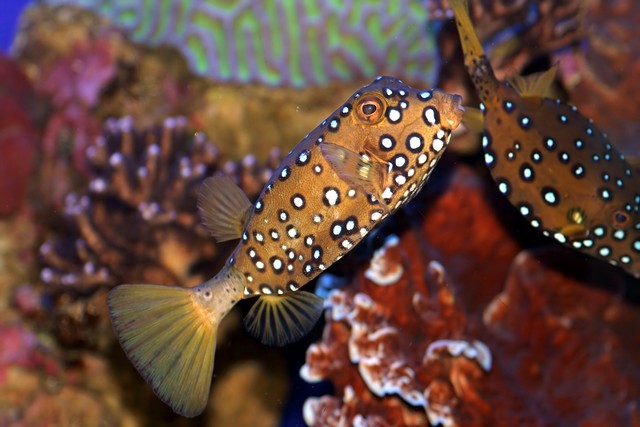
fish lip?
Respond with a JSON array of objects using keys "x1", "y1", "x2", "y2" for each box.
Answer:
[{"x1": 447, "y1": 94, "x2": 465, "y2": 129}]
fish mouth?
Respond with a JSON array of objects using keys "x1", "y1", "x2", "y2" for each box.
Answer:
[{"x1": 445, "y1": 94, "x2": 465, "y2": 130}]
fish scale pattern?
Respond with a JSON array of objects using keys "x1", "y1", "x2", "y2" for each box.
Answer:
[{"x1": 44, "y1": 0, "x2": 437, "y2": 87}]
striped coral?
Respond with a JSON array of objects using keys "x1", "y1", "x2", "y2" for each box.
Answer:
[{"x1": 43, "y1": 0, "x2": 438, "y2": 87}]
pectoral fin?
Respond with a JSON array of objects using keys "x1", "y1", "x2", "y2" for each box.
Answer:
[
  {"x1": 462, "y1": 107, "x2": 484, "y2": 134},
  {"x1": 198, "y1": 176, "x2": 252, "y2": 242},
  {"x1": 319, "y1": 142, "x2": 391, "y2": 208},
  {"x1": 243, "y1": 291, "x2": 324, "y2": 346}
]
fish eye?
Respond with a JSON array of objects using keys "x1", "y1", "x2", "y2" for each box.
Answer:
[
  {"x1": 355, "y1": 95, "x2": 386, "y2": 124},
  {"x1": 611, "y1": 210, "x2": 630, "y2": 228},
  {"x1": 362, "y1": 103, "x2": 377, "y2": 115}
]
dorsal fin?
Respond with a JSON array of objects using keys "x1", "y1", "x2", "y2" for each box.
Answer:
[
  {"x1": 319, "y1": 142, "x2": 390, "y2": 209},
  {"x1": 243, "y1": 291, "x2": 324, "y2": 346},
  {"x1": 462, "y1": 106, "x2": 484, "y2": 134},
  {"x1": 508, "y1": 64, "x2": 559, "y2": 99},
  {"x1": 197, "y1": 176, "x2": 252, "y2": 242}
]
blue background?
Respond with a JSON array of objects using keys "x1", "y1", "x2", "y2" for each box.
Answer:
[{"x1": 1, "y1": 1, "x2": 30, "y2": 53}]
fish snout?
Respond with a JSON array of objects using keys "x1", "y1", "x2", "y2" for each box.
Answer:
[{"x1": 444, "y1": 93, "x2": 465, "y2": 130}]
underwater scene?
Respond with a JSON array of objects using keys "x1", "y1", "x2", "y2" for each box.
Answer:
[{"x1": 1, "y1": 0, "x2": 639, "y2": 426}]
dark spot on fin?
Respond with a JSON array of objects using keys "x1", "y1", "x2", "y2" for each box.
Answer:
[
  {"x1": 319, "y1": 142, "x2": 390, "y2": 209},
  {"x1": 198, "y1": 176, "x2": 252, "y2": 242},
  {"x1": 508, "y1": 64, "x2": 558, "y2": 99},
  {"x1": 462, "y1": 106, "x2": 484, "y2": 134},
  {"x1": 243, "y1": 290, "x2": 324, "y2": 346}
]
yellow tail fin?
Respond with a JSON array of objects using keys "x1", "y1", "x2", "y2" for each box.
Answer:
[{"x1": 108, "y1": 282, "x2": 224, "y2": 417}]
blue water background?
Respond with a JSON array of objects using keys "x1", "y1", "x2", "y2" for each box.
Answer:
[{"x1": 0, "y1": 1, "x2": 30, "y2": 53}]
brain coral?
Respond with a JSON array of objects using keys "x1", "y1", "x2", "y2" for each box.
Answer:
[{"x1": 42, "y1": 0, "x2": 437, "y2": 87}]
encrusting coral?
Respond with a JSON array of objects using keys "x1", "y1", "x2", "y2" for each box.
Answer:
[{"x1": 301, "y1": 165, "x2": 640, "y2": 427}]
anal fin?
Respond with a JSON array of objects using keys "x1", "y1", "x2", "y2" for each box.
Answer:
[
  {"x1": 198, "y1": 176, "x2": 252, "y2": 242},
  {"x1": 244, "y1": 290, "x2": 324, "y2": 346}
]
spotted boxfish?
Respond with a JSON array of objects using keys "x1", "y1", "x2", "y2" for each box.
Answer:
[
  {"x1": 107, "y1": 76, "x2": 464, "y2": 416},
  {"x1": 449, "y1": 0, "x2": 640, "y2": 278}
]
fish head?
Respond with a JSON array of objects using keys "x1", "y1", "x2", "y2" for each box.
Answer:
[
  {"x1": 314, "y1": 76, "x2": 464, "y2": 210},
  {"x1": 327, "y1": 76, "x2": 464, "y2": 159}
]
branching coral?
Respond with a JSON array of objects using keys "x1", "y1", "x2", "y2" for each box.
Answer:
[
  {"x1": 37, "y1": 116, "x2": 282, "y2": 346},
  {"x1": 302, "y1": 250, "x2": 491, "y2": 427}
]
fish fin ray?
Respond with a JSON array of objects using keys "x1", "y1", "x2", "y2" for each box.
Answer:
[
  {"x1": 319, "y1": 142, "x2": 388, "y2": 206},
  {"x1": 462, "y1": 107, "x2": 484, "y2": 134},
  {"x1": 509, "y1": 64, "x2": 559, "y2": 99},
  {"x1": 243, "y1": 291, "x2": 324, "y2": 346},
  {"x1": 198, "y1": 176, "x2": 252, "y2": 242},
  {"x1": 108, "y1": 284, "x2": 217, "y2": 417}
]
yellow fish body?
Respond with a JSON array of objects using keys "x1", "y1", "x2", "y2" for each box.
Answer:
[
  {"x1": 107, "y1": 76, "x2": 464, "y2": 416},
  {"x1": 450, "y1": 0, "x2": 640, "y2": 277}
]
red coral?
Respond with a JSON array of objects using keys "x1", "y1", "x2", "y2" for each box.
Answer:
[
  {"x1": 302, "y1": 165, "x2": 640, "y2": 426},
  {"x1": 554, "y1": 0, "x2": 640, "y2": 155},
  {"x1": 0, "y1": 97, "x2": 37, "y2": 216}
]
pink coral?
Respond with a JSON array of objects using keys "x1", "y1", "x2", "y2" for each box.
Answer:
[
  {"x1": 0, "y1": 324, "x2": 59, "y2": 382},
  {"x1": 34, "y1": 39, "x2": 117, "y2": 207}
]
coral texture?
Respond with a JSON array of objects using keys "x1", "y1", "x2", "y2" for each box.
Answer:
[
  {"x1": 37, "y1": 116, "x2": 281, "y2": 346},
  {"x1": 0, "y1": 55, "x2": 38, "y2": 216},
  {"x1": 429, "y1": 0, "x2": 583, "y2": 76},
  {"x1": 554, "y1": 0, "x2": 640, "y2": 156},
  {"x1": 42, "y1": 0, "x2": 437, "y2": 87},
  {"x1": 302, "y1": 166, "x2": 640, "y2": 426}
]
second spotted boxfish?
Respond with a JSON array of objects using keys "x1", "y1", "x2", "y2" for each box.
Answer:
[
  {"x1": 449, "y1": 0, "x2": 640, "y2": 278},
  {"x1": 107, "y1": 76, "x2": 464, "y2": 417}
]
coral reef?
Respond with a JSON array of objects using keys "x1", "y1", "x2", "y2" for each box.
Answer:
[
  {"x1": 430, "y1": 0, "x2": 584, "y2": 155},
  {"x1": 42, "y1": 0, "x2": 437, "y2": 87},
  {"x1": 13, "y1": 5, "x2": 371, "y2": 164},
  {"x1": 429, "y1": 0, "x2": 583, "y2": 77},
  {"x1": 37, "y1": 116, "x2": 282, "y2": 347},
  {"x1": 0, "y1": 55, "x2": 39, "y2": 216},
  {"x1": 3, "y1": 1, "x2": 639, "y2": 425},
  {"x1": 302, "y1": 166, "x2": 640, "y2": 426},
  {"x1": 554, "y1": 0, "x2": 640, "y2": 156}
]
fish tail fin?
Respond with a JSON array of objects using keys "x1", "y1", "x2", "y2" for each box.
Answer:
[{"x1": 107, "y1": 268, "x2": 244, "y2": 417}]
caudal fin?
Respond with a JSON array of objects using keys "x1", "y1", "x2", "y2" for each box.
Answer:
[{"x1": 107, "y1": 284, "x2": 217, "y2": 417}]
